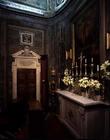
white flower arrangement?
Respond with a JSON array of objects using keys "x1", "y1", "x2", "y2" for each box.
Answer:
[
  {"x1": 100, "y1": 60, "x2": 110, "y2": 79},
  {"x1": 62, "y1": 68, "x2": 74, "y2": 87},
  {"x1": 78, "y1": 77, "x2": 89, "y2": 89},
  {"x1": 78, "y1": 77, "x2": 101, "y2": 91},
  {"x1": 89, "y1": 79, "x2": 102, "y2": 91}
]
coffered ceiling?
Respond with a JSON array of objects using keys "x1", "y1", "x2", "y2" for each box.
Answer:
[{"x1": 0, "y1": 0, "x2": 70, "y2": 17}]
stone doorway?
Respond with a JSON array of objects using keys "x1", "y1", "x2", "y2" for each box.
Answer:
[{"x1": 12, "y1": 48, "x2": 41, "y2": 102}]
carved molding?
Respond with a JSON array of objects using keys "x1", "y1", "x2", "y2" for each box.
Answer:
[{"x1": 12, "y1": 49, "x2": 41, "y2": 102}]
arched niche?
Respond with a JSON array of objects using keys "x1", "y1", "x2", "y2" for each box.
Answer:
[{"x1": 12, "y1": 48, "x2": 41, "y2": 102}]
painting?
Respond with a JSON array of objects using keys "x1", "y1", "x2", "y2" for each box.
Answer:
[
  {"x1": 20, "y1": 32, "x2": 34, "y2": 46},
  {"x1": 74, "y1": 1, "x2": 99, "y2": 63}
]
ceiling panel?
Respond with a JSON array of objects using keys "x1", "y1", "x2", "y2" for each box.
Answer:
[{"x1": 0, "y1": 0, "x2": 69, "y2": 17}]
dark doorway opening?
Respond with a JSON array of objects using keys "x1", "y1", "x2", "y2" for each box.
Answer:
[{"x1": 17, "y1": 69, "x2": 36, "y2": 101}]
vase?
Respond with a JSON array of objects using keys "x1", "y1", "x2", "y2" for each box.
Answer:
[
  {"x1": 88, "y1": 88, "x2": 95, "y2": 100},
  {"x1": 94, "y1": 90, "x2": 101, "y2": 101},
  {"x1": 66, "y1": 85, "x2": 72, "y2": 92},
  {"x1": 80, "y1": 88, "x2": 84, "y2": 96},
  {"x1": 85, "y1": 91, "x2": 89, "y2": 98},
  {"x1": 81, "y1": 88, "x2": 88, "y2": 97}
]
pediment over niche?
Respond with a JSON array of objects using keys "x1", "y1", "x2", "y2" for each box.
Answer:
[{"x1": 12, "y1": 47, "x2": 40, "y2": 59}]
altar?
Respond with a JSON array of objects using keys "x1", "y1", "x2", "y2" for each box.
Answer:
[{"x1": 56, "y1": 89, "x2": 110, "y2": 139}]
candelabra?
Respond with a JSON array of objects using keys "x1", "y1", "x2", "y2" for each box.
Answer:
[{"x1": 71, "y1": 57, "x2": 97, "y2": 80}]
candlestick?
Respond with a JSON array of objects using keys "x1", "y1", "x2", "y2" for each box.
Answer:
[
  {"x1": 79, "y1": 58, "x2": 82, "y2": 77},
  {"x1": 78, "y1": 52, "x2": 85, "y2": 77},
  {"x1": 84, "y1": 58, "x2": 87, "y2": 76},
  {"x1": 90, "y1": 63, "x2": 94, "y2": 77},
  {"x1": 72, "y1": 63, "x2": 74, "y2": 78},
  {"x1": 75, "y1": 62, "x2": 78, "y2": 76},
  {"x1": 84, "y1": 63, "x2": 87, "y2": 76}
]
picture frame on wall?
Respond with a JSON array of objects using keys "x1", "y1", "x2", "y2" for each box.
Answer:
[{"x1": 20, "y1": 32, "x2": 34, "y2": 46}]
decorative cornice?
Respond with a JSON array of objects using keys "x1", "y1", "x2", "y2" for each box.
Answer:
[{"x1": 12, "y1": 49, "x2": 41, "y2": 59}]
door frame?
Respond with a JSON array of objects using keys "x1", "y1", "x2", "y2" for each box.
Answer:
[{"x1": 12, "y1": 49, "x2": 41, "y2": 102}]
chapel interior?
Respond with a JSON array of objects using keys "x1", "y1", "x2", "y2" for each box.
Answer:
[{"x1": 0, "y1": 0, "x2": 110, "y2": 140}]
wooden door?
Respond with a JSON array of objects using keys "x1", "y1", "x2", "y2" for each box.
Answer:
[
  {"x1": 17, "y1": 69, "x2": 36, "y2": 101},
  {"x1": 40, "y1": 55, "x2": 48, "y2": 110}
]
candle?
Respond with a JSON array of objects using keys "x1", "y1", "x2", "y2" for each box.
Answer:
[
  {"x1": 97, "y1": 65, "x2": 99, "y2": 72},
  {"x1": 91, "y1": 57, "x2": 93, "y2": 63},
  {"x1": 85, "y1": 58, "x2": 87, "y2": 63}
]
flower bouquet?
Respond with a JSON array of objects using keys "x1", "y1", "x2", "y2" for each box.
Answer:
[
  {"x1": 78, "y1": 77, "x2": 90, "y2": 97},
  {"x1": 89, "y1": 79, "x2": 102, "y2": 91},
  {"x1": 78, "y1": 77, "x2": 102, "y2": 98},
  {"x1": 62, "y1": 68, "x2": 74, "y2": 91},
  {"x1": 100, "y1": 60, "x2": 110, "y2": 101},
  {"x1": 100, "y1": 60, "x2": 110, "y2": 80}
]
